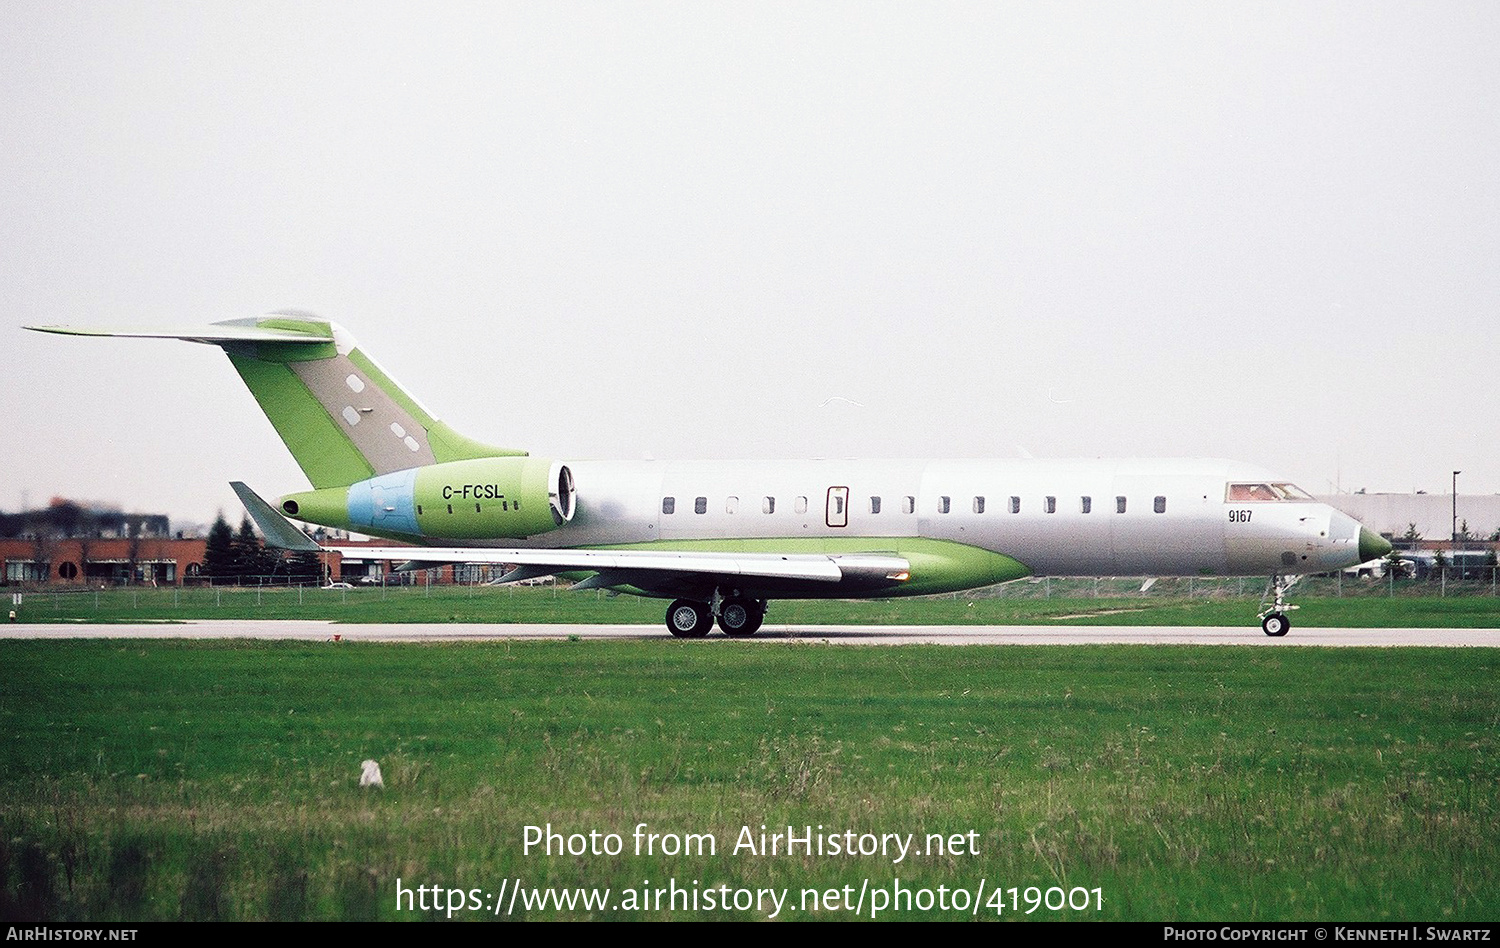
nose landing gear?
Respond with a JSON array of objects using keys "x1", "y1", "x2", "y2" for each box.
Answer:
[{"x1": 1258, "y1": 574, "x2": 1299, "y2": 636}]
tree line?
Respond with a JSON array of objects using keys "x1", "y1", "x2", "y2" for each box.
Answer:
[{"x1": 201, "y1": 513, "x2": 324, "y2": 585}]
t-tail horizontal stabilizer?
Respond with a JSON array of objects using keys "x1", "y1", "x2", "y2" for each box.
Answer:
[
  {"x1": 230, "y1": 481, "x2": 322, "y2": 552},
  {"x1": 25, "y1": 323, "x2": 334, "y2": 345}
]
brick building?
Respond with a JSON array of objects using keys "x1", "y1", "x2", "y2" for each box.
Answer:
[{"x1": 0, "y1": 536, "x2": 208, "y2": 585}]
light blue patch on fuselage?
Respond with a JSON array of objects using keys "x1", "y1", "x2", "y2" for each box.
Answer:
[{"x1": 346, "y1": 468, "x2": 420, "y2": 535}]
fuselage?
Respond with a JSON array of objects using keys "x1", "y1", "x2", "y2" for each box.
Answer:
[{"x1": 288, "y1": 455, "x2": 1380, "y2": 596}]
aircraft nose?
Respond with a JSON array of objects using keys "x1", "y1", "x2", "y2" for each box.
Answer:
[{"x1": 1359, "y1": 526, "x2": 1392, "y2": 562}]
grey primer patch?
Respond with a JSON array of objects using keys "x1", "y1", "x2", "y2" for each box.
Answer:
[{"x1": 291, "y1": 353, "x2": 439, "y2": 473}]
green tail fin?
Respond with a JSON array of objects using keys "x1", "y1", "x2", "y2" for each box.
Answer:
[{"x1": 28, "y1": 311, "x2": 523, "y2": 488}]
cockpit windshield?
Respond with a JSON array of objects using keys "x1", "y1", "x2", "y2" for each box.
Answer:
[{"x1": 1225, "y1": 482, "x2": 1315, "y2": 503}]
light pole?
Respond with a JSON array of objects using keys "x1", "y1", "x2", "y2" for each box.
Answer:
[{"x1": 1453, "y1": 470, "x2": 1462, "y2": 547}]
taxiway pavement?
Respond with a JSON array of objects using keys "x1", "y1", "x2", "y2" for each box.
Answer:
[{"x1": 7, "y1": 620, "x2": 1498, "y2": 646}]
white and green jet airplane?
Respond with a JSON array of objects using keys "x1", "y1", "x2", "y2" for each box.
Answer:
[{"x1": 29, "y1": 312, "x2": 1392, "y2": 638}]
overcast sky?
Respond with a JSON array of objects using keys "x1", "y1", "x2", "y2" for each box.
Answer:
[{"x1": 4, "y1": 1, "x2": 1498, "y2": 527}]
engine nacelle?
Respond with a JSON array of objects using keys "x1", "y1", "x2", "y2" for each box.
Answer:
[{"x1": 280, "y1": 457, "x2": 577, "y2": 540}]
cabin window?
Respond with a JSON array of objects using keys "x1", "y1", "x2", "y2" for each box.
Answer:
[
  {"x1": 763, "y1": 496, "x2": 775, "y2": 514},
  {"x1": 869, "y1": 496, "x2": 881, "y2": 514},
  {"x1": 1155, "y1": 495, "x2": 1167, "y2": 514},
  {"x1": 1009, "y1": 496, "x2": 1020, "y2": 514},
  {"x1": 1116, "y1": 496, "x2": 1127, "y2": 514},
  {"x1": 795, "y1": 496, "x2": 808, "y2": 514},
  {"x1": 973, "y1": 496, "x2": 985, "y2": 514},
  {"x1": 1080, "y1": 496, "x2": 1091, "y2": 514},
  {"x1": 694, "y1": 496, "x2": 707, "y2": 514},
  {"x1": 726, "y1": 496, "x2": 738, "y2": 514},
  {"x1": 903, "y1": 495, "x2": 915, "y2": 514},
  {"x1": 662, "y1": 497, "x2": 675, "y2": 515},
  {"x1": 938, "y1": 496, "x2": 951, "y2": 514},
  {"x1": 1045, "y1": 496, "x2": 1056, "y2": 514}
]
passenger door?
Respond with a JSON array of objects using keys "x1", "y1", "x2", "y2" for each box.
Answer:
[{"x1": 826, "y1": 486, "x2": 849, "y2": 528}]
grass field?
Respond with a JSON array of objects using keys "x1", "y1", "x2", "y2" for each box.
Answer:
[
  {"x1": 2, "y1": 639, "x2": 1497, "y2": 921},
  {"x1": 9, "y1": 576, "x2": 1500, "y2": 627}
]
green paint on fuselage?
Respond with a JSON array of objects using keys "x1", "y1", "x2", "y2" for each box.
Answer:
[{"x1": 582, "y1": 536, "x2": 1030, "y2": 598}]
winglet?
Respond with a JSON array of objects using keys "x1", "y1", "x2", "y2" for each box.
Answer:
[{"x1": 230, "y1": 481, "x2": 323, "y2": 551}]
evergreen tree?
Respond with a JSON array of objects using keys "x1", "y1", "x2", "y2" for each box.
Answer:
[
  {"x1": 289, "y1": 547, "x2": 323, "y2": 585},
  {"x1": 232, "y1": 516, "x2": 268, "y2": 584},
  {"x1": 1383, "y1": 547, "x2": 1406, "y2": 581},
  {"x1": 203, "y1": 513, "x2": 235, "y2": 583},
  {"x1": 260, "y1": 546, "x2": 322, "y2": 586}
]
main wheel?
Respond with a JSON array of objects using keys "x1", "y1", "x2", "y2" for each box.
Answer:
[
  {"x1": 719, "y1": 597, "x2": 764, "y2": 637},
  {"x1": 666, "y1": 599, "x2": 712, "y2": 638},
  {"x1": 1261, "y1": 612, "x2": 1290, "y2": 637}
]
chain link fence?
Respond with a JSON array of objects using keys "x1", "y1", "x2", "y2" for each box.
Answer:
[{"x1": 5, "y1": 569, "x2": 1495, "y2": 618}]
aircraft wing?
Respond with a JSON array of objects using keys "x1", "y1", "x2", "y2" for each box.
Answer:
[
  {"x1": 352, "y1": 545, "x2": 849, "y2": 580},
  {"x1": 342, "y1": 546, "x2": 910, "y2": 596},
  {"x1": 230, "y1": 482, "x2": 322, "y2": 551}
]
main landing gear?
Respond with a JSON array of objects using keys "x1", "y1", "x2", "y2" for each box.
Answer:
[
  {"x1": 1257, "y1": 574, "x2": 1299, "y2": 637},
  {"x1": 665, "y1": 595, "x2": 766, "y2": 638}
]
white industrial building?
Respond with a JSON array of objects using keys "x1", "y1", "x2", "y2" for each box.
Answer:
[{"x1": 1316, "y1": 493, "x2": 1500, "y2": 542}]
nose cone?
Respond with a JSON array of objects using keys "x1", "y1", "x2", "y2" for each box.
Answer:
[{"x1": 1359, "y1": 526, "x2": 1392, "y2": 562}]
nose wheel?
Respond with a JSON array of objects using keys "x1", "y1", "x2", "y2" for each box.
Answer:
[{"x1": 1257, "y1": 574, "x2": 1299, "y2": 637}]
